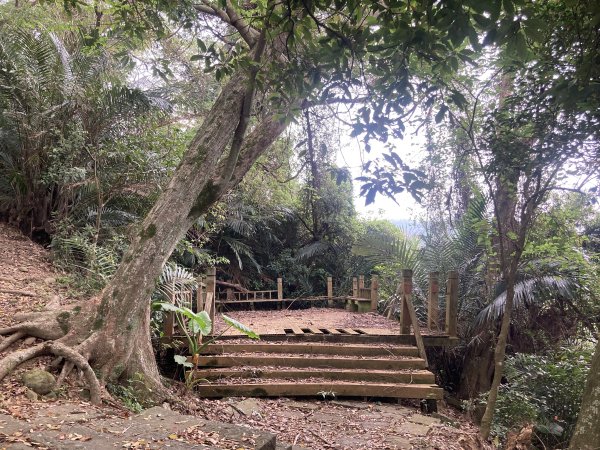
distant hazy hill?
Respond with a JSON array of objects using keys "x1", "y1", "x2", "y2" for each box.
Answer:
[{"x1": 390, "y1": 218, "x2": 424, "y2": 235}]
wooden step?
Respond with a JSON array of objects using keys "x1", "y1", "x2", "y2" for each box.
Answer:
[
  {"x1": 210, "y1": 333, "x2": 458, "y2": 347},
  {"x1": 201, "y1": 343, "x2": 420, "y2": 357},
  {"x1": 198, "y1": 355, "x2": 427, "y2": 370},
  {"x1": 194, "y1": 382, "x2": 443, "y2": 399},
  {"x1": 191, "y1": 368, "x2": 435, "y2": 384}
]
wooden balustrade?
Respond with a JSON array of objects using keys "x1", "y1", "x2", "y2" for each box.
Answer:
[{"x1": 162, "y1": 267, "x2": 459, "y2": 342}]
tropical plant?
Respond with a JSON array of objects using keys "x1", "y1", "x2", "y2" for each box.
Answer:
[
  {"x1": 473, "y1": 346, "x2": 594, "y2": 447},
  {"x1": 154, "y1": 300, "x2": 258, "y2": 389},
  {"x1": 0, "y1": 21, "x2": 173, "y2": 236}
]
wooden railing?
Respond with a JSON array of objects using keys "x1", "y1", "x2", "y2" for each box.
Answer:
[
  {"x1": 399, "y1": 269, "x2": 459, "y2": 339},
  {"x1": 347, "y1": 274, "x2": 379, "y2": 312},
  {"x1": 217, "y1": 289, "x2": 279, "y2": 302}
]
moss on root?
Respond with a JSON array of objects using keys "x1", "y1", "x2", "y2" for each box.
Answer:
[
  {"x1": 138, "y1": 223, "x2": 156, "y2": 241},
  {"x1": 56, "y1": 312, "x2": 71, "y2": 334}
]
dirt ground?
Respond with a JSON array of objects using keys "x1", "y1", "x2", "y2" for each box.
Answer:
[
  {"x1": 0, "y1": 222, "x2": 490, "y2": 449},
  {"x1": 213, "y1": 309, "x2": 401, "y2": 335}
]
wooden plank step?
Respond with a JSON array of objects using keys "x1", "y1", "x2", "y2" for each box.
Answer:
[
  {"x1": 191, "y1": 368, "x2": 435, "y2": 384},
  {"x1": 218, "y1": 333, "x2": 459, "y2": 347},
  {"x1": 338, "y1": 328, "x2": 359, "y2": 335},
  {"x1": 201, "y1": 343, "x2": 420, "y2": 357},
  {"x1": 198, "y1": 355, "x2": 427, "y2": 370},
  {"x1": 194, "y1": 382, "x2": 443, "y2": 399},
  {"x1": 289, "y1": 326, "x2": 304, "y2": 335}
]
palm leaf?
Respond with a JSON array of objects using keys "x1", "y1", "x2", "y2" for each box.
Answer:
[
  {"x1": 295, "y1": 240, "x2": 330, "y2": 261},
  {"x1": 475, "y1": 275, "x2": 576, "y2": 327}
]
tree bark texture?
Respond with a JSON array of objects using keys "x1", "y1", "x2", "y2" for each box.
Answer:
[{"x1": 569, "y1": 338, "x2": 600, "y2": 450}]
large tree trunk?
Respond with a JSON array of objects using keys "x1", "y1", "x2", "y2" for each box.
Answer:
[
  {"x1": 0, "y1": 62, "x2": 290, "y2": 403},
  {"x1": 569, "y1": 338, "x2": 600, "y2": 449},
  {"x1": 458, "y1": 331, "x2": 495, "y2": 400}
]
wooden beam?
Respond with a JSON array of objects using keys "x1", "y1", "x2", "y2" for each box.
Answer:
[
  {"x1": 216, "y1": 280, "x2": 249, "y2": 293},
  {"x1": 206, "y1": 267, "x2": 216, "y2": 334},
  {"x1": 399, "y1": 270, "x2": 412, "y2": 335},
  {"x1": 445, "y1": 270, "x2": 458, "y2": 338},
  {"x1": 192, "y1": 368, "x2": 435, "y2": 384},
  {"x1": 289, "y1": 326, "x2": 304, "y2": 335},
  {"x1": 193, "y1": 382, "x2": 443, "y2": 399},
  {"x1": 370, "y1": 275, "x2": 379, "y2": 312},
  {"x1": 199, "y1": 355, "x2": 427, "y2": 371},
  {"x1": 427, "y1": 272, "x2": 440, "y2": 331},
  {"x1": 401, "y1": 269, "x2": 428, "y2": 367},
  {"x1": 200, "y1": 343, "x2": 420, "y2": 357}
]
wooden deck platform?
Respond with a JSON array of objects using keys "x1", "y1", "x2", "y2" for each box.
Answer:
[{"x1": 164, "y1": 269, "x2": 458, "y2": 402}]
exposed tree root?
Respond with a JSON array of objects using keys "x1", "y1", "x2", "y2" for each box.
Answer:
[
  {"x1": 0, "y1": 343, "x2": 48, "y2": 381},
  {"x1": 43, "y1": 342, "x2": 102, "y2": 405},
  {"x1": 0, "y1": 302, "x2": 171, "y2": 408},
  {"x1": 0, "y1": 288, "x2": 35, "y2": 297},
  {"x1": 55, "y1": 360, "x2": 74, "y2": 387},
  {"x1": 0, "y1": 331, "x2": 24, "y2": 353}
]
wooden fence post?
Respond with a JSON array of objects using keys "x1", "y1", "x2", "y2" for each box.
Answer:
[
  {"x1": 196, "y1": 275, "x2": 204, "y2": 313},
  {"x1": 348, "y1": 277, "x2": 358, "y2": 311},
  {"x1": 370, "y1": 275, "x2": 378, "y2": 312},
  {"x1": 327, "y1": 276, "x2": 333, "y2": 307},
  {"x1": 206, "y1": 267, "x2": 216, "y2": 334},
  {"x1": 427, "y1": 272, "x2": 440, "y2": 331},
  {"x1": 445, "y1": 270, "x2": 458, "y2": 338},
  {"x1": 400, "y1": 269, "x2": 412, "y2": 335},
  {"x1": 277, "y1": 277, "x2": 283, "y2": 310}
]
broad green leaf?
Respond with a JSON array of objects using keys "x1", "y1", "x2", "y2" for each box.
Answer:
[
  {"x1": 222, "y1": 314, "x2": 259, "y2": 339},
  {"x1": 156, "y1": 302, "x2": 180, "y2": 312},
  {"x1": 174, "y1": 355, "x2": 193, "y2": 368}
]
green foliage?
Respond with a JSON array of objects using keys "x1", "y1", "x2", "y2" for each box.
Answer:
[
  {"x1": 106, "y1": 381, "x2": 144, "y2": 413},
  {"x1": 154, "y1": 299, "x2": 259, "y2": 377},
  {"x1": 476, "y1": 345, "x2": 594, "y2": 446},
  {"x1": 353, "y1": 220, "x2": 422, "y2": 311},
  {"x1": 51, "y1": 225, "x2": 124, "y2": 294}
]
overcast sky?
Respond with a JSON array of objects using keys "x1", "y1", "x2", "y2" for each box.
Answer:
[{"x1": 336, "y1": 129, "x2": 427, "y2": 222}]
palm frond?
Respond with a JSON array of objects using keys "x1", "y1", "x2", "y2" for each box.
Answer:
[
  {"x1": 157, "y1": 263, "x2": 197, "y2": 306},
  {"x1": 222, "y1": 236, "x2": 261, "y2": 272},
  {"x1": 475, "y1": 275, "x2": 576, "y2": 327},
  {"x1": 295, "y1": 240, "x2": 330, "y2": 261}
]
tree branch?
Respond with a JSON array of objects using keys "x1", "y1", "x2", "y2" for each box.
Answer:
[
  {"x1": 220, "y1": 29, "x2": 268, "y2": 185},
  {"x1": 194, "y1": 1, "x2": 260, "y2": 47}
]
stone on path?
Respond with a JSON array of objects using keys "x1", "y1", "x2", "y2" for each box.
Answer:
[
  {"x1": 401, "y1": 421, "x2": 431, "y2": 437},
  {"x1": 408, "y1": 414, "x2": 441, "y2": 426},
  {"x1": 21, "y1": 369, "x2": 55, "y2": 395},
  {"x1": 234, "y1": 398, "x2": 262, "y2": 416},
  {"x1": 0, "y1": 404, "x2": 278, "y2": 450},
  {"x1": 386, "y1": 435, "x2": 412, "y2": 449}
]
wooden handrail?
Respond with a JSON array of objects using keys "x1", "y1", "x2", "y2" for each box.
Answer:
[{"x1": 398, "y1": 269, "x2": 428, "y2": 367}]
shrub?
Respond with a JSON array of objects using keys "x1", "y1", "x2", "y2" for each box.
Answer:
[{"x1": 479, "y1": 344, "x2": 594, "y2": 447}]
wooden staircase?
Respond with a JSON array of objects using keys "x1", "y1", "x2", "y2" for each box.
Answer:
[{"x1": 190, "y1": 341, "x2": 443, "y2": 401}]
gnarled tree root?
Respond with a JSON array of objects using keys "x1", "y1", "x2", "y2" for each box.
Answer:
[
  {"x1": 0, "y1": 337, "x2": 102, "y2": 405},
  {"x1": 0, "y1": 304, "x2": 171, "y2": 408}
]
